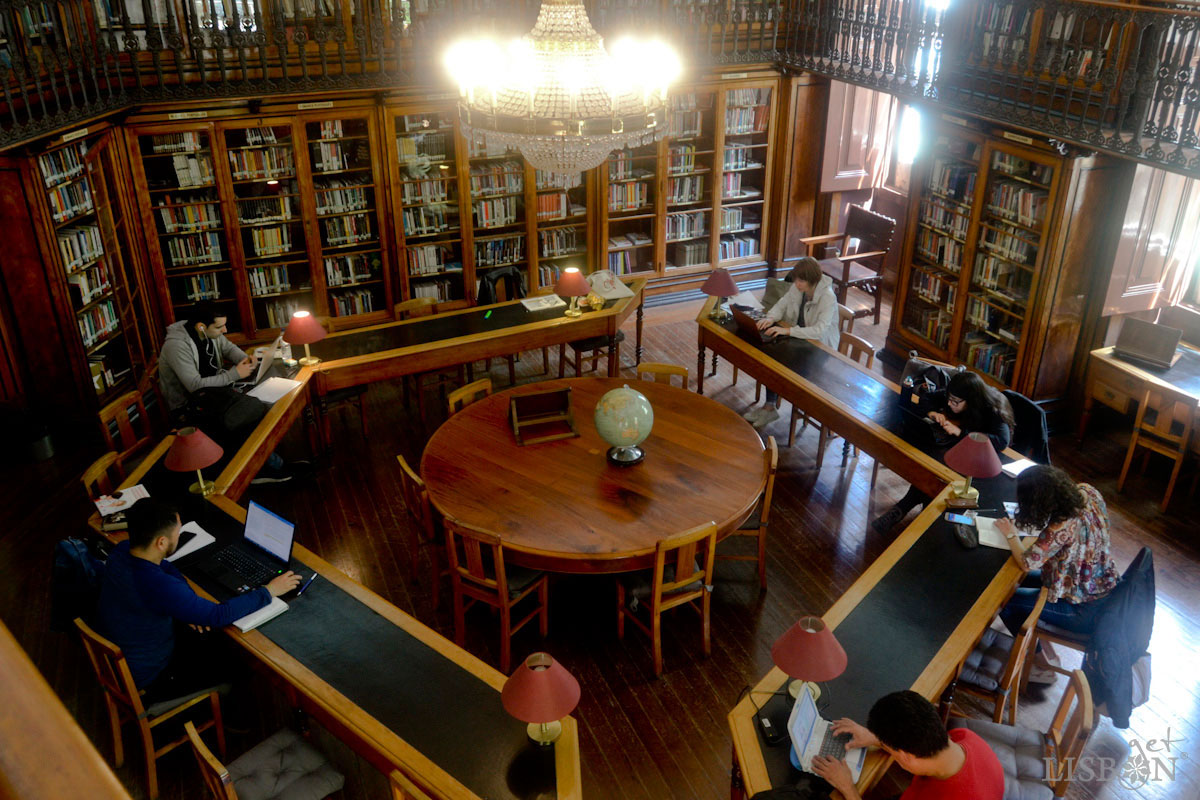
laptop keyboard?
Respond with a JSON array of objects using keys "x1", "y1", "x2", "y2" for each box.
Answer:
[
  {"x1": 213, "y1": 546, "x2": 279, "y2": 587},
  {"x1": 818, "y1": 730, "x2": 851, "y2": 760}
]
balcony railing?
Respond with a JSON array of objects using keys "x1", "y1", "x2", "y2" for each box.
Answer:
[{"x1": 2, "y1": 0, "x2": 1199, "y2": 176}]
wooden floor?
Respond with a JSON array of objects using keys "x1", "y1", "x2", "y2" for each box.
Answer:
[{"x1": 3, "y1": 293, "x2": 1199, "y2": 799}]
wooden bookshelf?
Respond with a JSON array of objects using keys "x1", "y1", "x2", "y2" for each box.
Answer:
[
  {"x1": 717, "y1": 84, "x2": 773, "y2": 268},
  {"x1": 601, "y1": 139, "x2": 662, "y2": 279},
  {"x1": 532, "y1": 168, "x2": 591, "y2": 290},
  {"x1": 465, "y1": 129, "x2": 528, "y2": 300},
  {"x1": 664, "y1": 89, "x2": 717, "y2": 272}
]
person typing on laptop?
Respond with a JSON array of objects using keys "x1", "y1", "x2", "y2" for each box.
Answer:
[
  {"x1": 810, "y1": 691, "x2": 1003, "y2": 800},
  {"x1": 96, "y1": 499, "x2": 301, "y2": 702}
]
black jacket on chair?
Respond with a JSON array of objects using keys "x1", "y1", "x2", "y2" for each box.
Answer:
[
  {"x1": 476, "y1": 265, "x2": 527, "y2": 306},
  {"x1": 1084, "y1": 547, "x2": 1155, "y2": 728},
  {"x1": 1003, "y1": 389, "x2": 1051, "y2": 464}
]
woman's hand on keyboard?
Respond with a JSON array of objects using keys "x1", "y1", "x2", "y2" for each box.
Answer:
[
  {"x1": 266, "y1": 571, "x2": 302, "y2": 597},
  {"x1": 829, "y1": 718, "x2": 877, "y2": 750}
]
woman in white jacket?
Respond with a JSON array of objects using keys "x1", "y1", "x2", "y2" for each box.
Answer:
[{"x1": 746, "y1": 256, "x2": 840, "y2": 428}]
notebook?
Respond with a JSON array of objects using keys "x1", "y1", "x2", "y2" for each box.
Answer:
[
  {"x1": 193, "y1": 501, "x2": 295, "y2": 595},
  {"x1": 787, "y1": 686, "x2": 867, "y2": 781},
  {"x1": 731, "y1": 306, "x2": 778, "y2": 344},
  {"x1": 1113, "y1": 318, "x2": 1182, "y2": 370}
]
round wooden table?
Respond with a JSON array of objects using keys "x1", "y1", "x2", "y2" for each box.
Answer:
[{"x1": 421, "y1": 377, "x2": 767, "y2": 573}]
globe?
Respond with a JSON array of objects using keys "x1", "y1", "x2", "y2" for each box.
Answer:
[{"x1": 594, "y1": 385, "x2": 654, "y2": 466}]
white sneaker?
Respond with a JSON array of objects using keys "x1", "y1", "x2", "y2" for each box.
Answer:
[
  {"x1": 754, "y1": 408, "x2": 780, "y2": 429},
  {"x1": 1026, "y1": 665, "x2": 1058, "y2": 685},
  {"x1": 743, "y1": 407, "x2": 764, "y2": 422}
]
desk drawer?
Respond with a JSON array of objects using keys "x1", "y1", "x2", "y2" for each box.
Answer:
[{"x1": 1092, "y1": 379, "x2": 1134, "y2": 414}]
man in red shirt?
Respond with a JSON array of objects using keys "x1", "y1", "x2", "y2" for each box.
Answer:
[{"x1": 812, "y1": 691, "x2": 1004, "y2": 800}]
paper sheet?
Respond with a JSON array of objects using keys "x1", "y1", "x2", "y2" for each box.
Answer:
[
  {"x1": 166, "y1": 521, "x2": 215, "y2": 562},
  {"x1": 247, "y1": 376, "x2": 302, "y2": 404},
  {"x1": 1001, "y1": 458, "x2": 1037, "y2": 478},
  {"x1": 729, "y1": 291, "x2": 763, "y2": 310},
  {"x1": 520, "y1": 295, "x2": 566, "y2": 311},
  {"x1": 94, "y1": 484, "x2": 149, "y2": 517}
]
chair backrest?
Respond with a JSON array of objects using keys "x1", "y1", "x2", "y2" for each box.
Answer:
[
  {"x1": 74, "y1": 618, "x2": 147, "y2": 719},
  {"x1": 389, "y1": 770, "x2": 433, "y2": 800},
  {"x1": 1004, "y1": 587, "x2": 1048, "y2": 688},
  {"x1": 637, "y1": 362, "x2": 688, "y2": 388},
  {"x1": 1003, "y1": 389, "x2": 1050, "y2": 464},
  {"x1": 836, "y1": 303, "x2": 855, "y2": 333},
  {"x1": 447, "y1": 377, "x2": 493, "y2": 415},
  {"x1": 98, "y1": 390, "x2": 153, "y2": 467},
  {"x1": 652, "y1": 522, "x2": 717, "y2": 613},
  {"x1": 444, "y1": 518, "x2": 509, "y2": 601},
  {"x1": 394, "y1": 297, "x2": 439, "y2": 319},
  {"x1": 1045, "y1": 669, "x2": 1095, "y2": 795},
  {"x1": 395, "y1": 454, "x2": 435, "y2": 538},
  {"x1": 838, "y1": 332, "x2": 875, "y2": 369},
  {"x1": 759, "y1": 437, "x2": 779, "y2": 528},
  {"x1": 184, "y1": 720, "x2": 238, "y2": 800},
  {"x1": 82, "y1": 451, "x2": 125, "y2": 501},
  {"x1": 842, "y1": 204, "x2": 897, "y2": 260},
  {"x1": 1133, "y1": 384, "x2": 1195, "y2": 449}
]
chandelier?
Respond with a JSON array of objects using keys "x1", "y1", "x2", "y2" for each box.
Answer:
[{"x1": 443, "y1": 0, "x2": 682, "y2": 174}]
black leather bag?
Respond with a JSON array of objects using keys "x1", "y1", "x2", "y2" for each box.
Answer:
[
  {"x1": 185, "y1": 386, "x2": 267, "y2": 440},
  {"x1": 898, "y1": 359, "x2": 953, "y2": 417}
]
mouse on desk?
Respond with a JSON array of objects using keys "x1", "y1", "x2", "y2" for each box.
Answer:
[{"x1": 951, "y1": 523, "x2": 979, "y2": 549}]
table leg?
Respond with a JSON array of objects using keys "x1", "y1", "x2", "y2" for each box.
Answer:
[
  {"x1": 607, "y1": 334, "x2": 618, "y2": 377},
  {"x1": 730, "y1": 744, "x2": 746, "y2": 800},
  {"x1": 636, "y1": 299, "x2": 644, "y2": 366},
  {"x1": 710, "y1": 351, "x2": 719, "y2": 377},
  {"x1": 697, "y1": 343, "x2": 706, "y2": 395}
]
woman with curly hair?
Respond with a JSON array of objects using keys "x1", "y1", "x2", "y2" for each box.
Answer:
[{"x1": 996, "y1": 464, "x2": 1120, "y2": 639}]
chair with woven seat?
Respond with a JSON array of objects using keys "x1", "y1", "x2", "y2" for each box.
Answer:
[
  {"x1": 716, "y1": 437, "x2": 777, "y2": 590},
  {"x1": 396, "y1": 454, "x2": 447, "y2": 609},
  {"x1": 949, "y1": 669, "x2": 1094, "y2": 799},
  {"x1": 788, "y1": 332, "x2": 875, "y2": 471},
  {"x1": 558, "y1": 331, "x2": 626, "y2": 378},
  {"x1": 99, "y1": 389, "x2": 154, "y2": 470},
  {"x1": 185, "y1": 721, "x2": 344, "y2": 800},
  {"x1": 444, "y1": 518, "x2": 550, "y2": 673},
  {"x1": 75, "y1": 618, "x2": 227, "y2": 800},
  {"x1": 956, "y1": 588, "x2": 1047, "y2": 724},
  {"x1": 447, "y1": 377, "x2": 492, "y2": 416},
  {"x1": 1117, "y1": 384, "x2": 1195, "y2": 511},
  {"x1": 617, "y1": 521, "x2": 717, "y2": 676},
  {"x1": 82, "y1": 451, "x2": 126, "y2": 501},
  {"x1": 799, "y1": 205, "x2": 896, "y2": 325},
  {"x1": 637, "y1": 362, "x2": 688, "y2": 389},
  {"x1": 390, "y1": 770, "x2": 434, "y2": 800}
]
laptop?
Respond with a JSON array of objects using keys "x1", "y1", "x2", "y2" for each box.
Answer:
[
  {"x1": 731, "y1": 306, "x2": 779, "y2": 344},
  {"x1": 233, "y1": 333, "x2": 284, "y2": 390},
  {"x1": 1113, "y1": 318, "x2": 1182, "y2": 370},
  {"x1": 787, "y1": 686, "x2": 867, "y2": 782},
  {"x1": 194, "y1": 501, "x2": 295, "y2": 594}
]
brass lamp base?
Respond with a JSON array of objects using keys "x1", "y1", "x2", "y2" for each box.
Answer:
[
  {"x1": 298, "y1": 356, "x2": 322, "y2": 366},
  {"x1": 527, "y1": 720, "x2": 563, "y2": 746},
  {"x1": 708, "y1": 305, "x2": 730, "y2": 321},
  {"x1": 188, "y1": 479, "x2": 216, "y2": 496},
  {"x1": 787, "y1": 680, "x2": 821, "y2": 702},
  {"x1": 945, "y1": 482, "x2": 980, "y2": 509},
  {"x1": 563, "y1": 297, "x2": 582, "y2": 318}
]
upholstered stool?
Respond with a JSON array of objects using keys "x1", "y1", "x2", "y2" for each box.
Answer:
[{"x1": 187, "y1": 723, "x2": 344, "y2": 800}]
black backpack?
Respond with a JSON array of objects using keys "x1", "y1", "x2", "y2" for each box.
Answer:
[
  {"x1": 50, "y1": 537, "x2": 108, "y2": 632},
  {"x1": 898, "y1": 352, "x2": 962, "y2": 417}
]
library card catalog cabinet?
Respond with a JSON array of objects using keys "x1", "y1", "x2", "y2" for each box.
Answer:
[{"x1": 886, "y1": 116, "x2": 1131, "y2": 404}]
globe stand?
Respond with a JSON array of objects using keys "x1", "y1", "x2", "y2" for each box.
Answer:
[{"x1": 606, "y1": 445, "x2": 645, "y2": 466}]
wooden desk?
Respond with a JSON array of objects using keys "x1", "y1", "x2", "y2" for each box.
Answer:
[
  {"x1": 1078, "y1": 344, "x2": 1200, "y2": 438},
  {"x1": 421, "y1": 377, "x2": 766, "y2": 574},
  {"x1": 182, "y1": 496, "x2": 582, "y2": 800}
]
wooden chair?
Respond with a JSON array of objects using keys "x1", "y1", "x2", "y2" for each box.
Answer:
[
  {"x1": 75, "y1": 618, "x2": 225, "y2": 800},
  {"x1": 184, "y1": 721, "x2": 343, "y2": 800},
  {"x1": 955, "y1": 588, "x2": 1048, "y2": 724},
  {"x1": 444, "y1": 518, "x2": 550, "y2": 673},
  {"x1": 637, "y1": 361, "x2": 688, "y2": 389},
  {"x1": 99, "y1": 389, "x2": 154, "y2": 469},
  {"x1": 799, "y1": 204, "x2": 896, "y2": 325},
  {"x1": 736, "y1": 303, "x2": 854, "y2": 402},
  {"x1": 390, "y1": 769, "x2": 434, "y2": 800},
  {"x1": 716, "y1": 437, "x2": 777, "y2": 590},
  {"x1": 1117, "y1": 384, "x2": 1196, "y2": 511},
  {"x1": 82, "y1": 451, "x2": 126, "y2": 501},
  {"x1": 447, "y1": 377, "x2": 492, "y2": 416},
  {"x1": 617, "y1": 521, "x2": 717, "y2": 676},
  {"x1": 558, "y1": 331, "x2": 626, "y2": 378},
  {"x1": 394, "y1": 297, "x2": 471, "y2": 424},
  {"x1": 309, "y1": 315, "x2": 371, "y2": 444},
  {"x1": 396, "y1": 454, "x2": 447, "y2": 609},
  {"x1": 788, "y1": 332, "x2": 875, "y2": 472}
]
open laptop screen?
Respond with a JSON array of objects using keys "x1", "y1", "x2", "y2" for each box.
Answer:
[{"x1": 245, "y1": 501, "x2": 295, "y2": 563}]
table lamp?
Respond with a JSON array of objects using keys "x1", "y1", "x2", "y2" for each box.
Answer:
[
  {"x1": 943, "y1": 431, "x2": 1002, "y2": 509},
  {"x1": 701, "y1": 268, "x2": 738, "y2": 321},
  {"x1": 554, "y1": 267, "x2": 591, "y2": 318},
  {"x1": 501, "y1": 652, "x2": 580, "y2": 745},
  {"x1": 164, "y1": 426, "x2": 224, "y2": 496},
  {"x1": 771, "y1": 615, "x2": 847, "y2": 701},
  {"x1": 283, "y1": 310, "x2": 327, "y2": 366}
]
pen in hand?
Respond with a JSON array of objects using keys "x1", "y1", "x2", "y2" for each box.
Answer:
[{"x1": 295, "y1": 574, "x2": 317, "y2": 596}]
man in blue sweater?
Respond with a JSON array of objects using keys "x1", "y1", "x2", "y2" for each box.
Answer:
[{"x1": 97, "y1": 498, "x2": 300, "y2": 701}]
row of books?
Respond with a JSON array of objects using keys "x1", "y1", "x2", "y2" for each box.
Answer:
[
  {"x1": 919, "y1": 198, "x2": 970, "y2": 238},
  {"x1": 991, "y1": 152, "x2": 1053, "y2": 185},
  {"x1": 668, "y1": 144, "x2": 701, "y2": 175},
  {"x1": 175, "y1": 271, "x2": 221, "y2": 302},
  {"x1": 609, "y1": 231, "x2": 652, "y2": 249},
  {"x1": 227, "y1": 147, "x2": 294, "y2": 180},
  {"x1": 469, "y1": 161, "x2": 524, "y2": 196},
  {"x1": 248, "y1": 225, "x2": 294, "y2": 257},
  {"x1": 78, "y1": 299, "x2": 119, "y2": 348},
  {"x1": 89, "y1": 353, "x2": 121, "y2": 395},
  {"x1": 330, "y1": 288, "x2": 377, "y2": 317},
  {"x1": 609, "y1": 150, "x2": 653, "y2": 182},
  {"x1": 539, "y1": 226, "x2": 583, "y2": 257},
  {"x1": 537, "y1": 264, "x2": 561, "y2": 288},
  {"x1": 324, "y1": 253, "x2": 377, "y2": 286},
  {"x1": 467, "y1": 131, "x2": 514, "y2": 159},
  {"x1": 400, "y1": 114, "x2": 447, "y2": 133},
  {"x1": 239, "y1": 196, "x2": 296, "y2": 225},
  {"x1": 157, "y1": 200, "x2": 220, "y2": 233},
  {"x1": 163, "y1": 154, "x2": 214, "y2": 188},
  {"x1": 668, "y1": 111, "x2": 703, "y2": 138},
  {"x1": 973, "y1": 253, "x2": 1030, "y2": 296},
  {"x1": 397, "y1": 131, "x2": 450, "y2": 163},
  {"x1": 401, "y1": 178, "x2": 453, "y2": 206},
  {"x1": 608, "y1": 181, "x2": 650, "y2": 212},
  {"x1": 667, "y1": 210, "x2": 708, "y2": 240},
  {"x1": 261, "y1": 298, "x2": 305, "y2": 329},
  {"x1": 668, "y1": 175, "x2": 705, "y2": 205},
  {"x1": 402, "y1": 205, "x2": 457, "y2": 236},
  {"x1": 411, "y1": 279, "x2": 455, "y2": 301},
  {"x1": 47, "y1": 179, "x2": 94, "y2": 223},
  {"x1": 929, "y1": 158, "x2": 977, "y2": 202},
  {"x1": 962, "y1": 331, "x2": 1016, "y2": 382},
  {"x1": 242, "y1": 127, "x2": 280, "y2": 146},
  {"x1": 475, "y1": 234, "x2": 525, "y2": 267},
  {"x1": 986, "y1": 180, "x2": 1048, "y2": 228},
  {"x1": 720, "y1": 206, "x2": 760, "y2": 232},
  {"x1": 58, "y1": 225, "x2": 104, "y2": 272},
  {"x1": 727, "y1": 88, "x2": 772, "y2": 107},
  {"x1": 721, "y1": 173, "x2": 762, "y2": 199},
  {"x1": 915, "y1": 227, "x2": 964, "y2": 273},
  {"x1": 725, "y1": 105, "x2": 769, "y2": 135},
  {"x1": 910, "y1": 269, "x2": 957, "y2": 308},
  {"x1": 670, "y1": 93, "x2": 712, "y2": 112},
  {"x1": 38, "y1": 142, "x2": 87, "y2": 188},
  {"x1": 473, "y1": 197, "x2": 520, "y2": 228},
  {"x1": 68, "y1": 261, "x2": 112, "y2": 306},
  {"x1": 536, "y1": 192, "x2": 583, "y2": 221},
  {"x1": 671, "y1": 241, "x2": 709, "y2": 267},
  {"x1": 407, "y1": 243, "x2": 455, "y2": 276},
  {"x1": 723, "y1": 144, "x2": 761, "y2": 171},
  {"x1": 248, "y1": 265, "x2": 293, "y2": 296},
  {"x1": 167, "y1": 232, "x2": 222, "y2": 266},
  {"x1": 609, "y1": 250, "x2": 642, "y2": 274},
  {"x1": 535, "y1": 170, "x2": 583, "y2": 191},
  {"x1": 979, "y1": 223, "x2": 1036, "y2": 265},
  {"x1": 315, "y1": 180, "x2": 371, "y2": 216},
  {"x1": 314, "y1": 120, "x2": 346, "y2": 140},
  {"x1": 321, "y1": 213, "x2": 374, "y2": 247},
  {"x1": 719, "y1": 234, "x2": 759, "y2": 260},
  {"x1": 147, "y1": 132, "x2": 205, "y2": 154},
  {"x1": 907, "y1": 307, "x2": 953, "y2": 349},
  {"x1": 311, "y1": 141, "x2": 361, "y2": 173}
]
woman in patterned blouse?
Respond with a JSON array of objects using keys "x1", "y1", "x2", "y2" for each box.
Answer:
[{"x1": 996, "y1": 465, "x2": 1120, "y2": 639}]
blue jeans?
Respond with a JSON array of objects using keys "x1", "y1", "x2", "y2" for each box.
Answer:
[{"x1": 999, "y1": 571, "x2": 1109, "y2": 638}]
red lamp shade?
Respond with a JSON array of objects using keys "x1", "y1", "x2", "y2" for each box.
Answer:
[
  {"x1": 771, "y1": 615, "x2": 847, "y2": 682},
  {"x1": 283, "y1": 310, "x2": 327, "y2": 347},
  {"x1": 164, "y1": 426, "x2": 224, "y2": 472},
  {"x1": 502, "y1": 652, "x2": 581, "y2": 724},
  {"x1": 554, "y1": 267, "x2": 591, "y2": 298},
  {"x1": 944, "y1": 431, "x2": 1002, "y2": 479},
  {"x1": 701, "y1": 267, "x2": 738, "y2": 297}
]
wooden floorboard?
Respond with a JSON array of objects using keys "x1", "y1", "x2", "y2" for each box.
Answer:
[{"x1": 1, "y1": 291, "x2": 1198, "y2": 799}]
